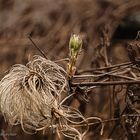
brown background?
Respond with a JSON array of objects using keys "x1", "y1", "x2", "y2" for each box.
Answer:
[{"x1": 0, "y1": 0, "x2": 140, "y2": 139}]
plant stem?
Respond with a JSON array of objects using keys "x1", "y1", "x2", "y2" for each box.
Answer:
[
  {"x1": 71, "y1": 80, "x2": 140, "y2": 87},
  {"x1": 78, "y1": 62, "x2": 132, "y2": 74}
]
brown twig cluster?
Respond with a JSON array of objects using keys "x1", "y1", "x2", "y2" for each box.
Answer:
[{"x1": 70, "y1": 32, "x2": 140, "y2": 139}]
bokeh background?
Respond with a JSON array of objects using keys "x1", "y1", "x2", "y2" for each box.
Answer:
[{"x1": 0, "y1": 0, "x2": 140, "y2": 139}]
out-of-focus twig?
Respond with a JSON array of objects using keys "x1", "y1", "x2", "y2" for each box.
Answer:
[{"x1": 28, "y1": 35, "x2": 48, "y2": 59}]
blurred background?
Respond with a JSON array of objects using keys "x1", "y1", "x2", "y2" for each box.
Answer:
[{"x1": 0, "y1": 0, "x2": 140, "y2": 139}]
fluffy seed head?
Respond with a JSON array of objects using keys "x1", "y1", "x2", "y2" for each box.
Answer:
[{"x1": 0, "y1": 55, "x2": 68, "y2": 132}]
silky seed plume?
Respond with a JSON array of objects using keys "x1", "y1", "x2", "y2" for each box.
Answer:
[{"x1": 0, "y1": 55, "x2": 68, "y2": 132}]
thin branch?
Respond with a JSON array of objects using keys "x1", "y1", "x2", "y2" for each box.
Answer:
[
  {"x1": 91, "y1": 71, "x2": 136, "y2": 80},
  {"x1": 73, "y1": 72, "x2": 135, "y2": 81},
  {"x1": 71, "y1": 80, "x2": 140, "y2": 87},
  {"x1": 54, "y1": 58, "x2": 69, "y2": 63},
  {"x1": 74, "y1": 65, "x2": 134, "y2": 80},
  {"x1": 77, "y1": 62, "x2": 132, "y2": 74},
  {"x1": 28, "y1": 35, "x2": 48, "y2": 59}
]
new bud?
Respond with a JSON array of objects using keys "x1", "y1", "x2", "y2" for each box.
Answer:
[
  {"x1": 69, "y1": 34, "x2": 82, "y2": 57},
  {"x1": 67, "y1": 34, "x2": 82, "y2": 77}
]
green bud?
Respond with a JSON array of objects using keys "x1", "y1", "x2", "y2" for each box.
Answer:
[
  {"x1": 69, "y1": 34, "x2": 82, "y2": 56},
  {"x1": 68, "y1": 34, "x2": 82, "y2": 77}
]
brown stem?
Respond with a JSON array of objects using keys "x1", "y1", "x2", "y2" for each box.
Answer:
[
  {"x1": 28, "y1": 35, "x2": 48, "y2": 59},
  {"x1": 71, "y1": 80, "x2": 140, "y2": 87},
  {"x1": 77, "y1": 62, "x2": 132, "y2": 74}
]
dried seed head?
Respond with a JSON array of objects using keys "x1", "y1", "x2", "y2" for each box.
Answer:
[
  {"x1": 0, "y1": 55, "x2": 68, "y2": 132},
  {"x1": 0, "y1": 55, "x2": 94, "y2": 140}
]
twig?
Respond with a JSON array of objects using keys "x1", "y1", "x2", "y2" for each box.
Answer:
[
  {"x1": 74, "y1": 64, "x2": 134, "y2": 80},
  {"x1": 77, "y1": 62, "x2": 132, "y2": 74},
  {"x1": 91, "y1": 71, "x2": 136, "y2": 80},
  {"x1": 28, "y1": 35, "x2": 48, "y2": 59},
  {"x1": 71, "y1": 80, "x2": 140, "y2": 87},
  {"x1": 74, "y1": 72, "x2": 135, "y2": 81},
  {"x1": 54, "y1": 58, "x2": 69, "y2": 63}
]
